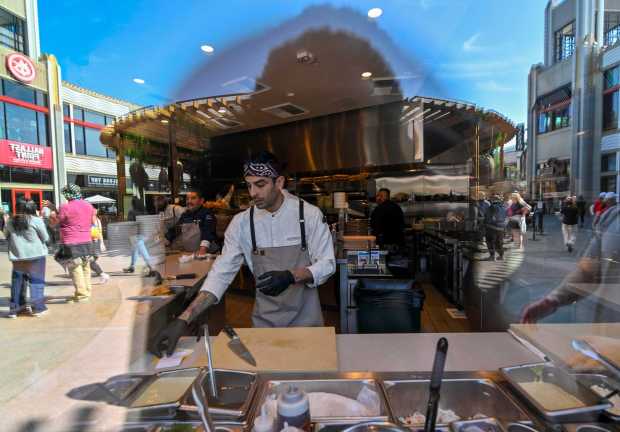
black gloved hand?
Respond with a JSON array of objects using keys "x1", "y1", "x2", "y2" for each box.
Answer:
[
  {"x1": 256, "y1": 270, "x2": 295, "y2": 297},
  {"x1": 150, "y1": 318, "x2": 189, "y2": 357}
]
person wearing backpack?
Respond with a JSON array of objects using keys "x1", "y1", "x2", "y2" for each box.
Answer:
[{"x1": 484, "y1": 195, "x2": 507, "y2": 261}]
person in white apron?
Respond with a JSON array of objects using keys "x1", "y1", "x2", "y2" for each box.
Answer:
[{"x1": 151, "y1": 151, "x2": 336, "y2": 357}]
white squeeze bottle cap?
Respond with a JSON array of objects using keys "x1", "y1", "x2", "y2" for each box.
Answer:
[
  {"x1": 277, "y1": 386, "x2": 309, "y2": 418},
  {"x1": 253, "y1": 405, "x2": 275, "y2": 432},
  {"x1": 280, "y1": 422, "x2": 303, "y2": 432}
]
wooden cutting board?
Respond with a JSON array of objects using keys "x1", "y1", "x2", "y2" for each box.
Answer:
[
  {"x1": 210, "y1": 327, "x2": 338, "y2": 372},
  {"x1": 510, "y1": 323, "x2": 620, "y2": 371}
]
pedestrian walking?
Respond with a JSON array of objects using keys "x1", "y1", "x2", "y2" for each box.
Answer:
[
  {"x1": 55, "y1": 184, "x2": 97, "y2": 303},
  {"x1": 592, "y1": 192, "x2": 607, "y2": 228},
  {"x1": 560, "y1": 196, "x2": 579, "y2": 252},
  {"x1": 484, "y1": 195, "x2": 507, "y2": 261},
  {"x1": 535, "y1": 198, "x2": 545, "y2": 233},
  {"x1": 4, "y1": 200, "x2": 49, "y2": 318},
  {"x1": 576, "y1": 195, "x2": 587, "y2": 228},
  {"x1": 90, "y1": 209, "x2": 110, "y2": 283},
  {"x1": 507, "y1": 192, "x2": 531, "y2": 249},
  {"x1": 123, "y1": 197, "x2": 154, "y2": 274}
]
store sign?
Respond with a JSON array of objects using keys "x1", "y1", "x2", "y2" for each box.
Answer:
[
  {"x1": 5, "y1": 53, "x2": 36, "y2": 83},
  {"x1": 88, "y1": 175, "x2": 118, "y2": 188},
  {"x1": 0, "y1": 139, "x2": 52, "y2": 169}
]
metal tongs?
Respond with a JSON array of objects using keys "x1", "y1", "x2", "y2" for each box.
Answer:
[
  {"x1": 572, "y1": 339, "x2": 620, "y2": 382},
  {"x1": 192, "y1": 371, "x2": 216, "y2": 432},
  {"x1": 425, "y1": 337, "x2": 449, "y2": 432},
  {"x1": 199, "y1": 324, "x2": 219, "y2": 399}
]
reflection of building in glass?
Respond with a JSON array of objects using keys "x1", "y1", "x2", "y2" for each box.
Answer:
[{"x1": 527, "y1": 0, "x2": 620, "y2": 208}]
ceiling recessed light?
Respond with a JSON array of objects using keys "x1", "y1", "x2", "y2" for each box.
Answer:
[
  {"x1": 287, "y1": 92, "x2": 295, "y2": 97},
  {"x1": 201, "y1": 45, "x2": 215, "y2": 53},
  {"x1": 160, "y1": 119, "x2": 169, "y2": 124},
  {"x1": 367, "y1": 7, "x2": 383, "y2": 19},
  {"x1": 133, "y1": 78, "x2": 145, "y2": 84},
  {"x1": 361, "y1": 71, "x2": 372, "y2": 78},
  {"x1": 218, "y1": 107, "x2": 227, "y2": 114}
]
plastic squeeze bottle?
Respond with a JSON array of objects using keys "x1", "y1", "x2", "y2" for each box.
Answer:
[
  {"x1": 253, "y1": 404, "x2": 275, "y2": 432},
  {"x1": 276, "y1": 386, "x2": 311, "y2": 432}
]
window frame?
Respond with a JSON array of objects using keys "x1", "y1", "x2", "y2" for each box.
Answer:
[
  {"x1": 0, "y1": 6, "x2": 27, "y2": 54},
  {"x1": 554, "y1": 21, "x2": 576, "y2": 63}
]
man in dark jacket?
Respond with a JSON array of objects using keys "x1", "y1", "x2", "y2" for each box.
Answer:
[
  {"x1": 576, "y1": 195, "x2": 587, "y2": 228},
  {"x1": 166, "y1": 191, "x2": 218, "y2": 255},
  {"x1": 370, "y1": 188, "x2": 405, "y2": 247},
  {"x1": 561, "y1": 196, "x2": 579, "y2": 253},
  {"x1": 484, "y1": 195, "x2": 507, "y2": 261}
]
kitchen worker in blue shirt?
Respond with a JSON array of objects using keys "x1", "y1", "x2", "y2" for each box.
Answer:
[{"x1": 152, "y1": 151, "x2": 336, "y2": 357}]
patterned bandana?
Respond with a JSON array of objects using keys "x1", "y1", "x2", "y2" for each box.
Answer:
[
  {"x1": 243, "y1": 161, "x2": 280, "y2": 178},
  {"x1": 62, "y1": 183, "x2": 82, "y2": 200}
]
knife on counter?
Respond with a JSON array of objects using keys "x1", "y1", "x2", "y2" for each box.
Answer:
[{"x1": 223, "y1": 325, "x2": 257, "y2": 367}]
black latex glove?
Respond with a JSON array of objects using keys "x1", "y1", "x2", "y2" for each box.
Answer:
[
  {"x1": 150, "y1": 318, "x2": 189, "y2": 357},
  {"x1": 256, "y1": 270, "x2": 295, "y2": 297}
]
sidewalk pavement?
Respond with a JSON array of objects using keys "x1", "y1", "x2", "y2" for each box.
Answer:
[
  {"x1": 0, "y1": 243, "x2": 153, "y2": 432},
  {"x1": 472, "y1": 214, "x2": 598, "y2": 328}
]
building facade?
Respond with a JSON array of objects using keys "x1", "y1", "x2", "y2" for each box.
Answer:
[
  {"x1": 528, "y1": 0, "x2": 620, "y2": 206},
  {"x1": 0, "y1": 0, "x2": 141, "y2": 214}
]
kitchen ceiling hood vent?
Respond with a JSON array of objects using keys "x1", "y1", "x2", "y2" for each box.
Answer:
[
  {"x1": 371, "y1": 78, "x2": 400, "y2": 96},
  {"x1": 261, "y1": 103, "x2": 308, "y2": 118}
]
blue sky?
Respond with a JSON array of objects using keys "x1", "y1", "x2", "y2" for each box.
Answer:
[{"x1": 39, "y1": 0, "x2": 545, "y2": 125}]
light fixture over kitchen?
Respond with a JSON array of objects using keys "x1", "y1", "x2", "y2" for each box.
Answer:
[
  {"x1": 201, "y1": 45, "x2": 215, "y2": 53},
  {"x1": 160, "y1": 119, "x2": 169, "y2": 124},
  {"x1": 287, "y1": 92, "x2": 295, "y2": 97},
  {"x1": 133, "y1": 78, "x2": 145, "y2": 84},
  {"x1": 367, "y1": 7, "x2": 383, "y2": 19},
  {"x1": 218, "y1": 107, "x2": 227, "y2": 114},
  {"x1": 361, "y1": 71, "x2": 372, "y2": 78}
]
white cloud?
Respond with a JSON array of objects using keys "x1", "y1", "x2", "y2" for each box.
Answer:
[
  {"x1": 463, "y1": 33, "x2": 482, "y2": 52},
  {"x1": 437, "y1": 57, "x2": 529, "y2": 80},
  {"x1": 476, "y1": 80, "x2": 515, "y2": 92}
]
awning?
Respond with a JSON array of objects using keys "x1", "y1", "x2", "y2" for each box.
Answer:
[
  {"x1": 535, "y1": 85, "x2": 572, "y2": 110},
  {"x1": 85, "y1": 194, "x2": 116, "y2": 204}
]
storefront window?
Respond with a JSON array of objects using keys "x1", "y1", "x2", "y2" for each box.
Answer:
[
  {"x1": 601, "y1": 175, "x2": 618, "y2": 192},
  {"x1": 63, "y1": 103, "x2": 70, "y2": 117},
  {"x1": 3, "y1": 79, "x2": 36, "y2": 104},
  {"x1": 601, "y1": 153, "x2": 618, "y2": 172},
  {"x1": 73, "y1": 107, "x2": 84, "y2": 121},
  {"x1": 537, "y1": 105, "x2": 569, "y2": 134},
  {"x1": 85, "y1": 126, "x2": 107, "y2": 157},
  {"x1": 37, "y1": 112, "x2": 48, "y2": 146},
  {"x1": 555, "y1": 21, "x2": 575, "y2": 62},
  {"x1": 5, "y1": 103, "x2": 38, "y2": 144},
  {"x1": 603, "y1": 91, "x2": 619, "y2": 130},
  {"x1": 9, "y1": 167, "x2": 52, "y2": 184},
  {"x1": 74, "y1": 124, "x2": 86, "y2": 154},
  {"x1": 64, "y1": 121, "x2": 72, "y2": 153},
  {"x1": 0, "y1": 8, "x2": 27, "y2": 54},
  {"x1": 84, "y1": 109, "x2": 105, "y2": 125}
]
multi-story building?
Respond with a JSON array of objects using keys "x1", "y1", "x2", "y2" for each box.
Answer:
[
  {"x1": 527, "y1": 0, "x2": 620, "y2": 207},
  {"x1": 0, "y1": 0, "x2": 139, "y2": 214}
]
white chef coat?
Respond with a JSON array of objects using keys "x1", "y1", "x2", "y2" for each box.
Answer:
[{"x1": 201, "y1": 190, "x2": 336, "y2": 300}]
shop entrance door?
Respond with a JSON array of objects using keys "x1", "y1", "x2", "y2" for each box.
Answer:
[{"x1": 11, "y1": 189, "x2": 43, "y2": 213}]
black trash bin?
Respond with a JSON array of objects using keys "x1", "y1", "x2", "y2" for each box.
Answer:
[{"x1": 355, "y1": 278, "x2": 425, "y2": 333}]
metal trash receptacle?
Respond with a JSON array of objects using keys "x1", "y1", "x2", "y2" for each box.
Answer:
[{"x1": 355, "y1": 278, "x2": 424, "y2": 333}]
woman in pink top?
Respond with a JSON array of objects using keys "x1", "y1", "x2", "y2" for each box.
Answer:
[{"x1": 56, "y1": 184, "x2": 96, "y2": 302}]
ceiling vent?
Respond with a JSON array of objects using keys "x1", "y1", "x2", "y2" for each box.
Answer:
[
  {"x1": 212, "y1": 117, "x2": 242, "y2": 129},
  {"x1": 261, "y1": 103, "x2": 308, "y2": 118},
  {"x1": 371, "y1": 78, "x2": 400, "y2": 96},
  {"x1": 221, "y1": 76, "x2": 270, "y2": 95}
]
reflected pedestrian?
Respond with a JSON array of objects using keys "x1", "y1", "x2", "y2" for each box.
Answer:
[
  {"x1": 123, "y1": 197, "x2": 153, "y2": 274},
  {"x1": 484, "y1": 195, "x2": 507, "y2": 261},
  {"x1": 560, "y1": 196, "x2": 578, "y2": 253},
  {"x1": 576, "y1": 195, "x2": 587, "y2": 228},
  {"x1": 592, "y1": 192, "x2": 606, "y2": 228},
  {"x1": 56, "y1": 184, "x2": 97, "y2": 303},
  {"x1": 4, "y1": 200, "x2": 49, "y2": 318},
  {"x1": 90, "y1": 208, "x2": 110, "y2": 283},
  {"x1": 507, "y1": 192, "x2": 531, "y2": 249}
]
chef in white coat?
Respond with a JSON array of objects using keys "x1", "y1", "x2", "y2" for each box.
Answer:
[{"x1": 152, "y1": 151, "x2": 336, "y2": 356}]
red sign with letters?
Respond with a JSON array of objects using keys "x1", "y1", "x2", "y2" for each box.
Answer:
[
  {"x1": 0, "y1": 139, "x2": 53, "y2": 169},
  {"x1": 6, "y1": 53, "x2": 36, "y2": 83}
]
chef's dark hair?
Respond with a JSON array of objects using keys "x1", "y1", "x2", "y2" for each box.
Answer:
[{"x1": 378, "y1": 188, "x2": 391, "y2": 198}]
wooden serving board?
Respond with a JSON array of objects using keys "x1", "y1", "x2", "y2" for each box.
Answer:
[
  {"x1": 209, "y1": 327, "x2": 338, "y2": 372},
  {"x1": 510, "y1": 323, "x2": 620, "y2": 371}
]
